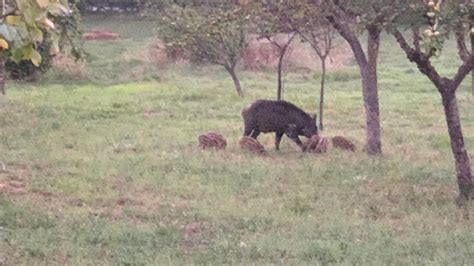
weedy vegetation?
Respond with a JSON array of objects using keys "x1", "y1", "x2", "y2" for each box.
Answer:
[{"x1": 0, "y1": 15, "x2": 473, "y2": 264}]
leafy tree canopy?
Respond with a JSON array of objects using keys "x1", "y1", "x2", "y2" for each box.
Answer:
[
  {"x1": 0, "y1": 0, "x2": 73, "y2": 66},
  {"x1": 160, "y1": 4, "x2": 249, "y2": 68}
]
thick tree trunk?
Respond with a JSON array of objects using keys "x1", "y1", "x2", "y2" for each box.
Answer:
[
  {"x1": 319, "y1": 58, "x2": 326, "y2": 131},
  {"x1": 328, "y1": 14, "x2": 383, "y2": 155},
  {"x1": 441, "y1": 89, "x2": 473, "y2": 201},
  {"x1": 360, "y1": 67, "x2": 382, "y2": 154},
  {"x1": 276, "y1": 47, "x2": 288, "y2": 101},
  {"x1": 360, "y1": 27, "x2": 382, "y2": 154},
  {"x1": 0, "y1": 58, "x2": 5, "y2": 96},
  {"x1": 225, "y1": 65, "x2": 244, "y2": 97}
]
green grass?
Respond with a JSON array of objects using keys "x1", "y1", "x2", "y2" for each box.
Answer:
[{"x1": 1, "y1": 15, "x2": 474, "y2": 264}]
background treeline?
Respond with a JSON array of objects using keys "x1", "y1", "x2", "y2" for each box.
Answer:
[{"x1": 74, "y1": 0, "x2": 239, "y2": 13}]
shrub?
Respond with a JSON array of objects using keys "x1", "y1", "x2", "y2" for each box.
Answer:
[{"x1": 5, "y1": 6, "x2": 85, "y2": 81}]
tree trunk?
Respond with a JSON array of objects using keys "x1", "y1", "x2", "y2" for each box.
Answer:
[
  {"x1": 0, "y1": 58, "x2": 5, "y2": 96},
  {"x1": 441, "y1": 89, "x2": 473, "y2": 201},
  {"x1": 276, "y1": 46, "x2": 287, "y2": 101},
  {"x1": 319, "y1": 58, "x2": 326, "y2": 131},
  {"x1": 225, "y1": 65, "x2": 244, "y2": 97},
  {"x1": 359, "y1": 68, "x2": 382, "y2": 154},
  {"x1": 392, "y1": 28, "x2": 473, "y2": 202},
  {"x1": 471, "y1": 34, "x2": 473, "y2": 98},
  {"x1": 360, "y1": 27, "x2": 382, "y2": 154},
  {"x1": 327, "y1": 16, "x2": 383, "y2": 155},
  {"x1": 274, "y1": 34, "x2": 296, "y2": 101}
]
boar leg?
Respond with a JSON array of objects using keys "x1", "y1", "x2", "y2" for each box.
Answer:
[
  {"x1": 275, "y1": 132, "x2": 284, "y2": 150},
  {"x1": 285, "y1": 132, "x2": 303, "y2": 147},
  {"x1": 244, "y1": 127, "x2": 254, "y2": 137},
  {"x1": 250, "y1": 129, "x2": 260, "y2": 139}
]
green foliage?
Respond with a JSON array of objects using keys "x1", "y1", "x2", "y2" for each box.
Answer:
[
  {"x1": 415, "y1": 0, "x2": 473, "y2": 56},
  {"x1": 246, "y1": 1, "x2": 295, "y2": 38},
  {"x1": 4, "y1": 4, "x2": 84, "y2": 80},
  {"x1": 159, "y1": 4, "x2": 249, "y2": 96},
  {"x1": 0, "y1": 0, "x2": 77, "y2": 68},
  {"x1": 53, "y1": 4, "x2": 84, "y2": 60},
  {"x1": 342, "y1": 0, "x2": 474, "y2": 56},
  {"x1": 159, "y1": 4, "x2": 249, "y2": 68},
  {"x1": 5, "y1": 30, "x2": 53, "y2": 80}
]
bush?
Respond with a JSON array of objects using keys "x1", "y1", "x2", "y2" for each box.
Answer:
[
  {"x1": 5, "y1": 32, "x2": 54, "y2": 80},
  {"x1": 6, "y1": 7, "x2": 84, "y2": 81}
]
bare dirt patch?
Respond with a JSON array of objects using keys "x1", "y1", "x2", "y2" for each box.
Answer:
[
  {"x1": 0, "y1": 180, "x2": 26, "y2": 194},
  {"x1": 179, "y1": 221, "x2": 209, "y2": 254},
  {"x1": 143, "y1": 108, "x2": 158, "y2": 118},
  {"x1": 184, "y1": 222, "x2": 202, "y2": 237},
  {"x1": 83, "y1": 30, "x2": 121, "y2": 41},
  {"x1": 0, "y1": 162, "x2": 32, "y2": 179},
  {"x1": 0, "y1": 163, "x2": 31, "y2": 194}
]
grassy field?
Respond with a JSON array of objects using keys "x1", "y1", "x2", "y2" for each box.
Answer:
[{"x1": 1, "y1": 15, "x2": 474, "y2": 264}]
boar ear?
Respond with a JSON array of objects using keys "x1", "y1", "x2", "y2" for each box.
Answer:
[{"x1": 313, "y1": 113, "x2": 317, "y2": 122}]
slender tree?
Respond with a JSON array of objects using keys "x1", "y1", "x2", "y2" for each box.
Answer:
[
  {"x1": 307, "y1": 28, "x2": 335, "y2": 131},
  {"x1": 391, "y1": 0, "x2": 474, "y2": 202},
  {"x1": 250, "y1": 2, "x2": 296, "y2": 100},
  {"x1": 270, "y1": 32, "x2": 296, "y2": 101},
  {"x1": 294, "y1": 13, "x2": 336, "y2": 131},
  {"x1": 160, "y1": 4, "x2": 249, "y2": 97},
  {"x1": 256, "y1": 2, "x2": 336, "y2": 129}
]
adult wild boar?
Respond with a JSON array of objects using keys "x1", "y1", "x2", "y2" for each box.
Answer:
[{"x1": 241, "y1": 100, "x2": 318, "y2": 150}]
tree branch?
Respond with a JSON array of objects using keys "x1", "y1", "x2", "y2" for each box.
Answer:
[
  {"x1": 332, "y1": 0, "x2": 358, "y2": 19},
  {"x1": 452, "y1": 54, "x2": 474, "y2": 89},
  {"x1": 326, "y1": 13, "x2": 368, "y2": 68},
  {"x1": 412, "y1": 27, "x2": 421, "y2": 53},
  {"x1": 267, "y1": 31, "x2": 296, "y2": 52},
  {"x1": 455, "y1": 24, "x2": 470, "y2": 61},
  {"x1": 266, "y1": 36, "x2": 284, "y2": 50},
  {"x1": 392, "y1": 28, "x2": 445, "y2": 91},
  {"x1": 298, "y1": 29, "x2": 324, "y2": 58}
]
